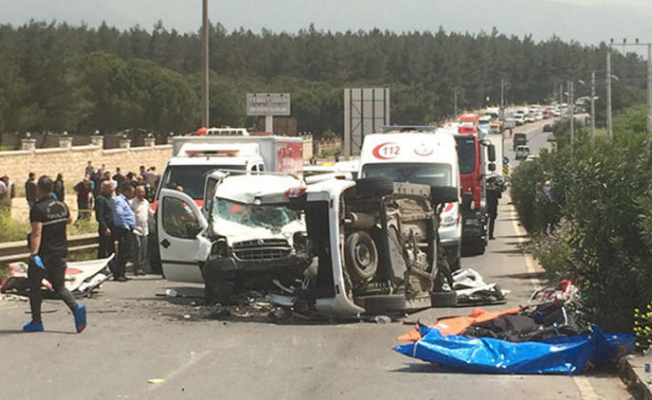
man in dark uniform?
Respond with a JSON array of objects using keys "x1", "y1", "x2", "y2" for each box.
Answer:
[
  {"x1": 95, "y1": 180, "x2": 115, "y2": 259},
  {"x1": 486, "y1": 176, "x2": 502, "y2": 240},
  {"x1": 25, "y1": 172, "x2": 37, "y2": 209},
  {"x1": 24, "y1": 176, "x2": 86, "y2": 333}
]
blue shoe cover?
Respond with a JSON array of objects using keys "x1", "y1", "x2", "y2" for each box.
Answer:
[
  {"x1": 23, "y1": 321, "x2": 44, "y2": 332},
  {"x1": 74, "y1": 305, "x2": 87, "y2": 333}
]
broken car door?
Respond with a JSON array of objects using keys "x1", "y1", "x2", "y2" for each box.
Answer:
[{"x1": 157, "y1": 188, "x2": 209, "y2": 283}]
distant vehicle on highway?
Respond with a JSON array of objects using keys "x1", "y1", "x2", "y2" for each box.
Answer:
[
  {"x1": 514, "y1": 114, "x2": 525, "y2": 126},
  {"x1": 513, "y1": 133, "x2": 528, "y2": 150},
  {"x1": 515, "y1": 145, "x2": 531, "y2": 160},
  {"x1": 525, "y1": 154, "x2": 539, "y2": 162},
  {"x1": 524, "y1": 114, "x2": 536, "y2": 123},
  {"x1": 547, "y1": 133, "x2": 556, "y2": 142},
  {"x1": 543, "y1": 124, "x2": 554, "y2": 133}
]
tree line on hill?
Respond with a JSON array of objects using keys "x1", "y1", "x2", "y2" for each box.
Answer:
[{"x1": 0, "y1": 20, "x2": 647, "y2": 138}]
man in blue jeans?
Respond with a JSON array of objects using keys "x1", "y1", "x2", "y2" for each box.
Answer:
[
  {"x1": 24, "y1": 176, "x2": 86, "y2": 333},
  {"x1": 112, "y1": 182, "x2": 136, "y2": 282}
]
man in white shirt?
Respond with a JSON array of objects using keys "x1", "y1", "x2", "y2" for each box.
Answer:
[{"x1": 130, "y1": 185, "x2": 151, "y2": 275}]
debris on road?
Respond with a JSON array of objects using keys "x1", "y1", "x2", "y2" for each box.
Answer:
[
  {"x1": 147, "y1": 379, "x2": 165, "y2": 384},
  {"x1": 0, "y1": 256, "x2": 114, "y2": 297},
  {"x1": 395, "y1": 280, "x2": 635, "y2": 375},
  {"x1": 451, "y1": 268, "x2": 509, "y2": 306}
]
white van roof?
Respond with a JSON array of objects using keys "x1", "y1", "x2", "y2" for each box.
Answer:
[{"x1": 360, "y1": 132, "x2": 457, "y2": 166}]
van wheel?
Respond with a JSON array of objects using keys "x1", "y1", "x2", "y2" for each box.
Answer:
[
  {"x1": 362, "y1": 294, "x2": 408, "y2": 314},
  {"x1": 431, "y1": 291, "x2": 458, "y2": 307},
  {"x1": 355, "y1": 178, "x2": 394, "y2": 197},
  {"x1": 344, "y1": 231, "x2": 378, "y2": 283},
  {"x1": 204, "y1": 280, "x2": 234, "y2": 305}
]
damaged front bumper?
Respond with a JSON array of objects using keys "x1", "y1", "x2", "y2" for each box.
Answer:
[{"x1": 204, "y1": 253, "x2": 311, "y2": 278}]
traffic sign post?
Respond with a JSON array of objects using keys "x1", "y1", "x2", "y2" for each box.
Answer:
[{"x1": 246, "y1": 93, "x2": 291, "y2": 133}]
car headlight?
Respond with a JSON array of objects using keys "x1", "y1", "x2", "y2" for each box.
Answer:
[{"x1": 210, "y1": 238, "x2": 229, "y2": 259}]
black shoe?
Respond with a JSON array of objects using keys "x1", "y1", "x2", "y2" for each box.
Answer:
[
  {"x1": 489, "y1": 236, "x2": 496, "y2": 240},
  {"x1": 135, "y1": 270, "x2": 146, "y2": 276},
  {"x1": 114, "y1": 276, "x2": 129, "y2": 282}
]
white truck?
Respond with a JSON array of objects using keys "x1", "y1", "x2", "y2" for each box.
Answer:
[
  {"x1": 150, "y1": 128, "x2": 304, "y2": 273},
  {"x1": 357, "y1": 127, "x2": 463, "y2": 270}
]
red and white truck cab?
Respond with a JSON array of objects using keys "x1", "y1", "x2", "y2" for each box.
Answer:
[{"x1": 454, "y1": 115, "x2": 497, "y2": 255}]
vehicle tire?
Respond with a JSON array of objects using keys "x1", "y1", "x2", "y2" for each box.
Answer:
[
  {"x1": 362, "y1": 294, "x2": 409, "y2": 314},
  {"x1": 204, "y1": 280, "x2": 234, "y2": 305},
  {"x1": 449, "y1": 253, "x2": 461, "y2": 272},
  {"x1": 148, "y1": 237, "x2": 163, "y2": 275},
  {"x1": 355, "y1": 178, "x2": 394, "y2": 197},
  {"x1": 344, "y1": 231, "x2": 379, "y2": 284},
  {"x1": 475, "y1": 240, "x2": 486, "y2": 256},
  {"x1": 431, "y1": 291, "x2": 458, "y2": 307}
]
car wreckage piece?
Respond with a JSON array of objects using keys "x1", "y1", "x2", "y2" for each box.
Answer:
[{"x1": 267, "y1": 178, "x2": 458, "y2": 316}]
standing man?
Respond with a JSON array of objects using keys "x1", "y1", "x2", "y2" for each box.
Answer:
[
  {"x1": 74, "y1": 176, "x2": 93, "y2": 220},
  {"x1": 486, "y1": 177, "x2": 502, "y2": 240},
  {"x1": 25, "y1": 172, "x2": 37, "y2": 209},
  {"x1": 85, "y1": 161, "x2": 95, "y2": 177},
  {"x1": 23, "y1": 176, "x2": 86, "y2": 333},
  {"x1": 113, "y1": 168, "x2": 125, "y2": 189},
  {"x1": 53, "y1": 173, "x2": 65, "y2": 202},
  {"x1": 95, "y1": 181, "x2": 115, "y2": 260},
  {"x1": 130, "y1": 186, "x2": 150, "y2": 275},
  {"x1": 112, "y1": 183, "x2": 136, "y2": 282}
]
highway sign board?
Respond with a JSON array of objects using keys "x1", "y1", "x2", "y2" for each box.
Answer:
[{"x1": 246, "y1": 93, "x2": 291, "y2": 116}]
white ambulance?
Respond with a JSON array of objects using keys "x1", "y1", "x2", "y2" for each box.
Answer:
[{"x1": 358, "y1": 127, "x2": 463, "y2": 270}]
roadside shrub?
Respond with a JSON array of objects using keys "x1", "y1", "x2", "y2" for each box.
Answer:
[
  {"x1": 521, "y1": 129, "x2": 652, "y2": 330},
  {"x1": 533, "y1": 221, "x2": 574, "y2": 281},
  {"x1": 0, "y1": 213, "x2": 29, "y2": 243},
  {"x1": 510, "y1": 158, "x2": 543, "y2": 233}
]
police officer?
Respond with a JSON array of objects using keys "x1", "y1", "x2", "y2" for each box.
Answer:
[
  {"x1": 486, "y1": 176, "x2": 502, "y2": 240},
  {"x1": 23, "y1": 176, "x2": 86, "y2": 333}
]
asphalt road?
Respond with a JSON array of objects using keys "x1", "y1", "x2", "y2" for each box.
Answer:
[{"x1": 0, "y1": 119, "x2": 629, "y2": 400}]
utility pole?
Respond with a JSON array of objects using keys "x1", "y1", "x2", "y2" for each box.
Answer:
[
  {"x1": 606, "y1": 49, "x2": 613, "y2": 139},
  {"x1": 590, "y1": 71, "x2": 596, "y2": 139},
  {"x1": 569, "y1": 80, "x2": 574, "y2": 147},
  {"x1": 453, "y1": 90, "x2": 458, "y2": 119},
  {"x1": 559, "y1": 83, "x2": 563, "y2": 106},
  {"x1": 201, "y1": 0, "x2": 210, "y2": 127},
  {"x1": 500, "y1": 79, "x2": 505, "y2": 125}
]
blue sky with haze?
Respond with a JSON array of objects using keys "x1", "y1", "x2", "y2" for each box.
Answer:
[{"x1": 0, "y1": 0, "x2": 651, "y2": 45}]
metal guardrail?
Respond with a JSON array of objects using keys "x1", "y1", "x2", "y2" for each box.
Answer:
[{"x1": 0, "y1": 233, "x2": 98, "y2": 263}]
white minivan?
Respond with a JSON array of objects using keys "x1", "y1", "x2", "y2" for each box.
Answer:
[{"x1": 357, "y1": 128, "x2": 463, "y2": 270}]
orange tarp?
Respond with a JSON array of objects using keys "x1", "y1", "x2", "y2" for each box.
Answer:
[{"x1": 397, "y1": 307, "x2": 521, "y2": 342}]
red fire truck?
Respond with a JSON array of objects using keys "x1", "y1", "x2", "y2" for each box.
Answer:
[{"x1": 454, "y1": 115, "x2": 496, "y2": 255}]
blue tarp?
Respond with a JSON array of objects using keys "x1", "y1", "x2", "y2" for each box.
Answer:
[{"x1": 395, "y1": 324, "x2": 634, "y2": 375}]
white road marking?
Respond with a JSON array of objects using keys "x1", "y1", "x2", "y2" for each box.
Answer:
[{"x1": 506, "y1": 198, "x2": 598, "y2": 400}]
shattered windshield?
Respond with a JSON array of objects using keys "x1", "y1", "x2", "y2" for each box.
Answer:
[{"x1": 214, "y1": 198, "x2": 298, "y2": 229}]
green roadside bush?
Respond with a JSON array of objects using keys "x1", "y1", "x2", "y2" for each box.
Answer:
[
  {"x1": 511, "y1": 109, "x2": 652, "y2": 330},
  {"x1": 0, "y1": 212, "x2": 29, "y2": 243}
]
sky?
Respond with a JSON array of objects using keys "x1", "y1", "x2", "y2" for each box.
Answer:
[{"x1": 1, "y1": 0, "x2": 651, "y2": 45}]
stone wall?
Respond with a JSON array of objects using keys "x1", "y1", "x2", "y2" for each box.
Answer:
[{"x1": 0, "y1": 144, "x2": 172, "y2": 194}]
